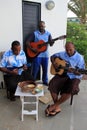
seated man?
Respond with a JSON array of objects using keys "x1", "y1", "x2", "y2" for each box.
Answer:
[
  {"x1": 0, "y1": 40, "x2": 34, "y2": 101},
  {"x1": 45, "y1": 41, "x2": 85, "y2": 116}
]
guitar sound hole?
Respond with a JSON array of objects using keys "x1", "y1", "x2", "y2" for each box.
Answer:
[
  {"x1": 58, "y1": 65, "x2": 62, "y2": 69},
  {"x1": 55, "y1": 68, "x2": 60, "y2": 72},
  {"x1": 55, "y1": 65, "x2": 62, "y2": 72},
  {"x1": 38, "y1": 44, "x2": 42, "y2": 48}
]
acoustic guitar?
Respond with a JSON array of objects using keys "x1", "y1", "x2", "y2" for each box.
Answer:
[
  {"x1": 26, "y1": 35, "x2": 66, "y2": 58},
  {"x1": 50, "y1": 58, "x2": 87, "y2": 75}
]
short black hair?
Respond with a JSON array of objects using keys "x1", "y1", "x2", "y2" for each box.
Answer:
[
  {"x1": 11, "y1": 40, "x2": 20, "y2": 48},
  {"x1": 38, "y1": 21, "x2": 45, "y2": 26}
]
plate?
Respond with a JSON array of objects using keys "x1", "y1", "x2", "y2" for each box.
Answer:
[{"x1": 32, "y1": 85, "x2": 43, "y2": 94}]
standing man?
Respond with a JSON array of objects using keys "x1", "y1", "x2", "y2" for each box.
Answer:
[
  {"x1": 45, "y1": 42, "x2": 85, "y2": 116},
  {"x1": 26, "y1": 21, "x2": 54, "y2": 85}
]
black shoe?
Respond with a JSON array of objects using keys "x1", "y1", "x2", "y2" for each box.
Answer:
[
  {"x1": 10, "y1": 93, "x2": 16, "y2": 101},
  {"x1": 10, "y1": 96, "x2": 16, "y2": 101}
]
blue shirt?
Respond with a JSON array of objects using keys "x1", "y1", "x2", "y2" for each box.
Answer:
[
  {"x1": 0, "y1": 49, "x2": 27, "y2": 75},
  {"x1": 51, "y1": 51, "x2": 85, "y2": 79},
  {"x1": 34, "y1": 30, "x2": 51, "y2": 57}
]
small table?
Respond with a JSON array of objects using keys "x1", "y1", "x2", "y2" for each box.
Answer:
[{"x1": 15, "y1": 84, "x2": 44, "y2": 121}]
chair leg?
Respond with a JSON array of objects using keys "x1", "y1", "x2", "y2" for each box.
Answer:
[
  {"x1": 1, "y1": 81, "x2": 4, "y2": 88},
  {"x1": 0, "y1": 81, "x2": 4, "y2": 89},
  {"x1": 70, "y1": 94, "x2": 73, "y2": 105}
]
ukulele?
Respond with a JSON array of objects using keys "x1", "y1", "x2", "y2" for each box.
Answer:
[
  {"x1": 26, "y1": 35, "x2": 66, "y2": 58},
  {"x1": 7, "y1": 66, "x2": 24, "y2": 71},
  {"x1": 6, "y1": 63, "x2": 30, "y2": 71},
  {"x1": 50, "y1": 58, "x2": 87, "y2": 75}
]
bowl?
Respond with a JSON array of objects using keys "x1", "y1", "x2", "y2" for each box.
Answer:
[{"x1": 18, "y1": 80, "x2": 37, "y2": 92}]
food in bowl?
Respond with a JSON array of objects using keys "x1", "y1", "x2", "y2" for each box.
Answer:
[
  {"x1": 27, "y1": 84, "x2": 35, "y2": 88},
  {"x1": 32, "y1": 85, "x2": 43, "y2": 94}
]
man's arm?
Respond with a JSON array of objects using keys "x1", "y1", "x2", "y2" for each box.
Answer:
[
  {"x1": 48, "y1": 35, "x2": 54, "y2": 46},
  {"x1": 0, "y1": 67, "x2": 18, "y2": 75}
]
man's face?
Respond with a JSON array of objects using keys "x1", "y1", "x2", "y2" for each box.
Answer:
[
  {"x1": 65, "y1": 43, "x2": 75, "y2": 56},
  {"x1": 12, "y1": 45, "x2": 21, "y2": 55},
  {"x1": 38, "y1": 22, "x2": 45, "y2": 33}
]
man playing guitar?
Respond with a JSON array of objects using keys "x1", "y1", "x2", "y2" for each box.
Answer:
[
  {"x1": 26, "y1": 21, "x2": 54, "y2": 85},
  {"x1": 45, "y1": 42, "x2": 85, "y2": 116}
]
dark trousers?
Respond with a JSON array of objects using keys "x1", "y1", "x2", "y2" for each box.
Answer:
[
  {"x1": 32, "y1": 57, "x2": 49, "y2": 84},
  {"x1": 4, "y1": 70, "x2": 34, "y2": 94}
]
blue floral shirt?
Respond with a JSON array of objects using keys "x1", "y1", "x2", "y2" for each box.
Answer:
[{"x1": 0, "y1": 49, "x2": 27, "y2": 75}]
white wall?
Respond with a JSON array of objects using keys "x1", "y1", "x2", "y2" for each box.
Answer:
[
  {"x1": 0, "y1": 0, "x2": 22, "y2": 51},
  {"x1": 0, "y1": 0, "x2": 68, "y2": 79}
]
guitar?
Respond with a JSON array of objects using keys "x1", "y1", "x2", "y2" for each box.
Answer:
[
  {"x1": 6, "y1": 63, "x2": 31, "y2": 71},
  {"x1": 50, "y1": 58, "x2": 87, "y2": 75},
  {"x1": 26, "y1": 35, "x2": 66, "y2": 58},
  {"x1": 7, "y1": 66, "x2": 24, "y2": 71}
]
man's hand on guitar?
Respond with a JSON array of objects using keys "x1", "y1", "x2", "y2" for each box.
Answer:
[
  {"x1": 29, "y1": 45, "x2": 38, "y2": 53},
  {"x1": 49, "y1": 40, "x2": 54, "y2": 46},
  {"x1": 8, "y1": 69, "x2": 19, "y2": 75},
  {"x1": 68, "y1": 67, "x2": 81, "y2": 75},
  {"x1": 27, "y1": 44, "x2": 38, "y2": 54},
  {"x1": 31, "y1": 48, "x2": 38, "y2": 53},
  {"x1": 53, "y1": 63, "x2": 60, "y2": 72},
  {"x1": 23, "y1": 65, "x2": 28, "y2": 70}
]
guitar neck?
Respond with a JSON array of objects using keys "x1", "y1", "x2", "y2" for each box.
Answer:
[
  {"x1": 52, "y1": 37, "x2": 60, "y2": 42},
  {"x1": 38, "y1": 35, "x2": 66, "y2": 48},
  {"x1": 41, "y1": 37, "x2": 61, "y2": 46},
  {"x1": 74, "y1": 68, "x2": 87, "y2": 74},
  {"x1": 7, "y1": 63, "x2": 31, "y2": 71},
  {"x1": 45, "y1": 37, "x2": 60, "y2": 45},
  {"x1": 7, "y1": 66, "x2": 23, "y2": 71},
  {"x1": 56, "y1": 66, "x2": 87, "y2": 75},
  {"x1": 44, "y1": 35, "x2": 66, "y2": 45}
]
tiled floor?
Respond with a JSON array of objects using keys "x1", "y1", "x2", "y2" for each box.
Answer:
[{"x1": 0, "y1": 80, "x2": 87, "y2": 130}]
